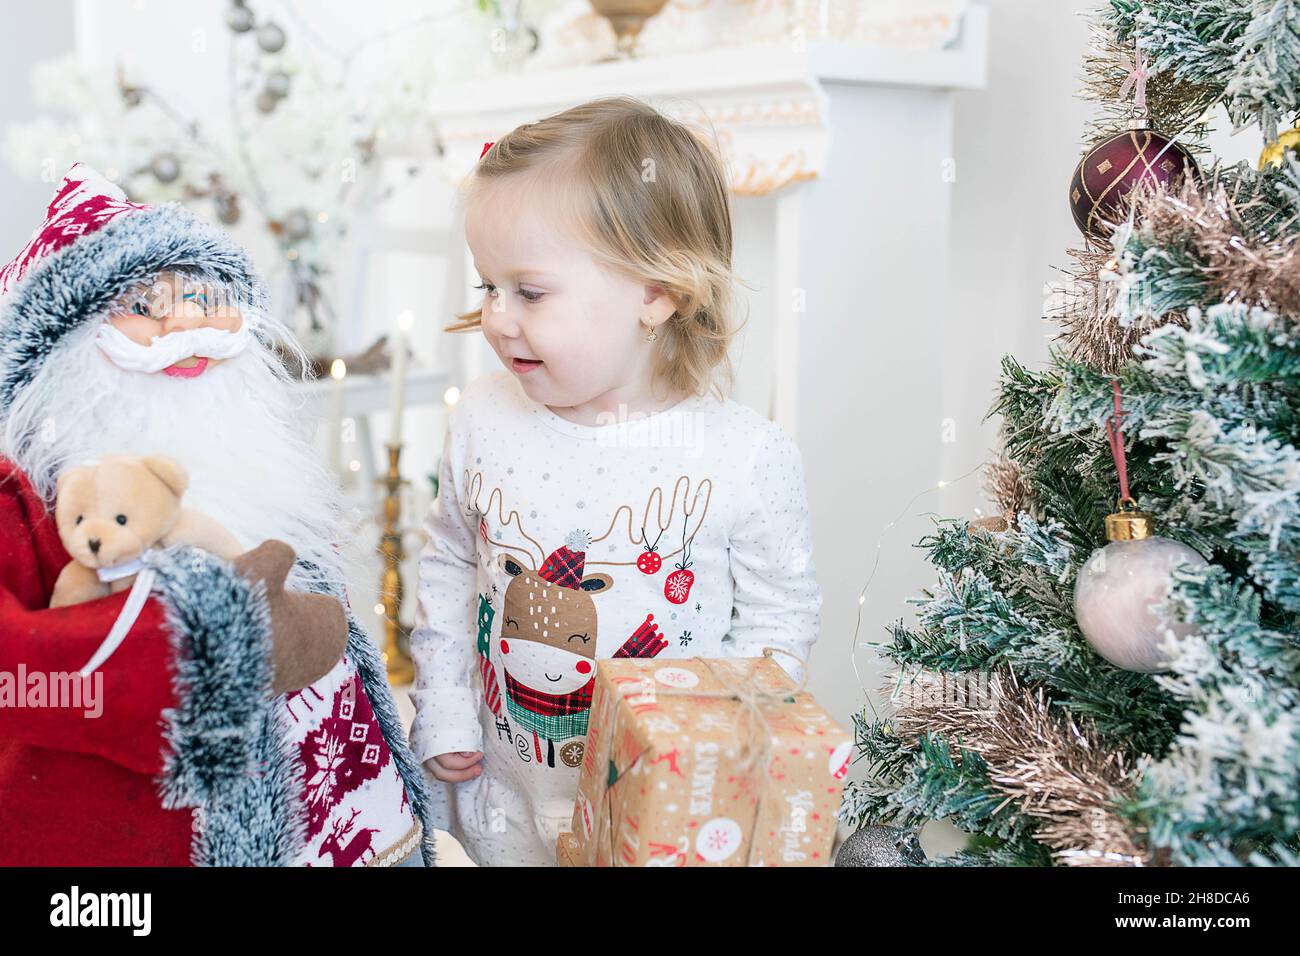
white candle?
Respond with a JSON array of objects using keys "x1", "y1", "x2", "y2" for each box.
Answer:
[
  {"x1": 388, "y1": 310, "x2": 414, "y2": 446},
  {"x1": 329, "y1": 358, "x2": 347, "y2": 471}
]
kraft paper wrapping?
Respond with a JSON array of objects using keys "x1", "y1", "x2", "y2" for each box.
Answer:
[{"x1": 559, "y1": 655, "x2": 852, "y2": 867}]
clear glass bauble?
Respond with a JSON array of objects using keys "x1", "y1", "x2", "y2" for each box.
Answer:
[{"x1": 1073, "y1": 536, "x2": 1207, "y2": 672}]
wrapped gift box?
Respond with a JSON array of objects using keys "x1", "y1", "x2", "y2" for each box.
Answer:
[
  {"x1": 556, "y1": 831, "x2": 583, "y2": 867},
  {"x1": 558, "y1": 656, "x2": 852, "y2": 867}
]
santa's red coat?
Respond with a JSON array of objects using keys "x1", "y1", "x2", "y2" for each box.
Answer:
[{"x1": 0, "y1": 458, "x2": 194, "y2": 865}]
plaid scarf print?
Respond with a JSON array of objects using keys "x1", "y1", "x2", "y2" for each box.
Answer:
[{"x1": 503, "y1": 671, "x2": 595, "y2": 741}]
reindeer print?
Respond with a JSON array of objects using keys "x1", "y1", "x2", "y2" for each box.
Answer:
[
  {"x1": 459, "y1": 471, "x2": 711, "y2": 774},
  {"x1": 318, "y1": 808, "x2": 379, "y2": 867},
  {"x1": 497, "y1": 530, "x2": 612, "y2": 769}
]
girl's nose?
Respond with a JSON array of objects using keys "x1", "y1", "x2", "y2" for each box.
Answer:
[{"x1": 481, "y1": 298, "x2": 519, "y2": 338}]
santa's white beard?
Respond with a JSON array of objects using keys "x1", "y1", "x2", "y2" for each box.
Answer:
[{"x1": 2, "y1": 320, "x2": 353, "y2": 593}]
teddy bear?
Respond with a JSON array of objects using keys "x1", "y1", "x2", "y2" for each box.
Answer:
[
  {"x1": 50, "y1": 454, "x2": 243, "y2": 607},
  {"x1": 50, "y1": 453, "x2": 349, "y2": 694}
]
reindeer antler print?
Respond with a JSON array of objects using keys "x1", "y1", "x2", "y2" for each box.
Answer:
[
  {"x1": 587, "y1": 475, "x2": 712, "y2": 568},
  {"x1": 464, "y1": 470, "x2": 546, "y2": 568}
]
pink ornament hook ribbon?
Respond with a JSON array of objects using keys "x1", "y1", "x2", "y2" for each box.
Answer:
[
  {"x1": 1105, "y1": 379, "x2": 1132, "y2": 503},
  {"x1": 1117, "y1": 49, "x2": 1149, "y2": 113}
]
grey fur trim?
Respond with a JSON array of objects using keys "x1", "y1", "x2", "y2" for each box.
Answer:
[
  {"x1": 0, "y1": 202, "x2": 268, "y2": 410},
  {"x1": 150, "y1": 546, "x2": 307, "y2": 866}
]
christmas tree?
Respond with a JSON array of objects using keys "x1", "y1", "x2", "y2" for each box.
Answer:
[{"x1": 840, "y1": 1, "x2": 1300, "y2": 867}]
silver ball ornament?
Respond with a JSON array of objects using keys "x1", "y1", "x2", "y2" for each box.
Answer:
[
  {"x1": 257, "y1": 21, "x2": 286, "y2": 53},
  {"x1": 226, "y1": 3, "x2": 255, "y2": 33},
  {"x1": 835, "y1": 826, "x2": 926, "y2": 867},
  {"x1": 264, "y1": 69, "x2": 291, "y2": 98},
  {"x1": 150, "y1": 153, "x2": 180, "y2": 184}
]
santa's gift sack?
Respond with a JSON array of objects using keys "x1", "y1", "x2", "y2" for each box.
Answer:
[{"x1": 558, "y1": 655, "x2": 852, "y2": 867}]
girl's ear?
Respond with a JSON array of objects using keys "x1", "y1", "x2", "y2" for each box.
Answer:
[{"x1": 643, "y1": 285, "x2": 681, "y2": 326}]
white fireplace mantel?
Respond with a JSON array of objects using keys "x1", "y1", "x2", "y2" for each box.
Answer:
[{"x1": 428, "y1": 8, "x2": 988, "y2": 198}]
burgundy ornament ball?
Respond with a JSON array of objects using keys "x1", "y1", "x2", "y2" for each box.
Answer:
[{"x1": 1069, "y1": 120, "x2": 1197, "y2": 238}]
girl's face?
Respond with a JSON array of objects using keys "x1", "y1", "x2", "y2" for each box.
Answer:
[{"x1": 464, "y1": 177, "x2": 678, "y2": 421}]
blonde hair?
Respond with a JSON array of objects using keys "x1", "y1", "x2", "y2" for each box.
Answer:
[{"x1": 450, "y1": 96, "x2": 740, "y2": 401}]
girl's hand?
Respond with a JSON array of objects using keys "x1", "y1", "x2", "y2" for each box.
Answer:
[{"x1": 426, "y1": 750, "x2": 484, "y2": 782}]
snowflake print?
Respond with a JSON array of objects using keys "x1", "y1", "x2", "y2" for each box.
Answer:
[
  {"x1": 656, "y1": 668, "x2": 697, "y2": 687},
  {"x1": 695, "y1": 817, "x2": 742, "y2": 862},
  {"x1": 304, "y1": 728, "x2": 347, "y2": 812},
  {"x1": 664, "y1": 567, "x2": 694, "y2": 604},
  {"x1": 679, "y1": 630, "x2": 693, "y2": 647}
]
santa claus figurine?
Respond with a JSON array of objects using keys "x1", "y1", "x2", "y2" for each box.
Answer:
[{"x1": 0, "y1": 164, "x2": 434, "y2": 866}]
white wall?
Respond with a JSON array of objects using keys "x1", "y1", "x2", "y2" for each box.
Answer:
[{"x1": 0, "y1": 1, "x2": 74, "y2": 253}]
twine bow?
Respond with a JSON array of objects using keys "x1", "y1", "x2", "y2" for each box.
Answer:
[{"x1": 592, "y1": 646, "x2": 809, "y2": 867}]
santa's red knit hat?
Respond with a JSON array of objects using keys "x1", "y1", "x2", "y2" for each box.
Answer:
[
  {"x1": 0, "y1": 164, "x2": 149, "y2": 296},
  {"x1": 538, "y1": 529, "x2": 591, "y2": 590},
  {"x1": 0, "y1": 163, "x2": 266, "y2": 409}
]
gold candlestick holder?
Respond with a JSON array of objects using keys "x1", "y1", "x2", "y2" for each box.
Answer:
[{"x1": 378, "y1": 443, "x2": 415, "y2": 685}]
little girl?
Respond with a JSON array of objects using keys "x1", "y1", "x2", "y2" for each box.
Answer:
[{"x1": 408, "y1": 96, "x2": 821, "y2": 867}]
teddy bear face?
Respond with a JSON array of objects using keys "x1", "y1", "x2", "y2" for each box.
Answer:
[{"x1": 54, "y1": 455, "x2": 188, "y2": 570}]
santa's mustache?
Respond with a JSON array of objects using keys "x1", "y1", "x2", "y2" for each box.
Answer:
[{"x1": 95, "y1": 320, "x2": 253, "y2": 374}]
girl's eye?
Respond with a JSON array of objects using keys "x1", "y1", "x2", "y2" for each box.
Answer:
[
  {"x1": 474, "y1": 281, "x2": 544, "y2": 304},
  {"x1": 129, "y1": 298, "x2": 151, "y2": 317}
]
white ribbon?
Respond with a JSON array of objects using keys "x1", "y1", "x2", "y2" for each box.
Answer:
[
  {"x1": 95, "y1": 552, "x2": 150, "y2": 584},
  {"x1": 78, "y1": 564, "x2": 157, "y2": 678}
]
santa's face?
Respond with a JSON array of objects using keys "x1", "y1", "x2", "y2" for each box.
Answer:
[{"x1": 100, "y1": 271, "x2": 250, "y2": 379}]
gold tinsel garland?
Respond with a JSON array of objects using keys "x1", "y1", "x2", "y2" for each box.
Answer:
[
  {"x1": 1052, "y1": 239, "x2": 1154, "y2": 375},
  {"x1": 1122, "y1": 172, "x2": 1300, "y2": 317},
  {"x1": 889, "y1": 669, "x2": 1147, "y2": 866},
  {"x1": 981, "y1": 447, "x2": 1034, "y2": 527}
]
